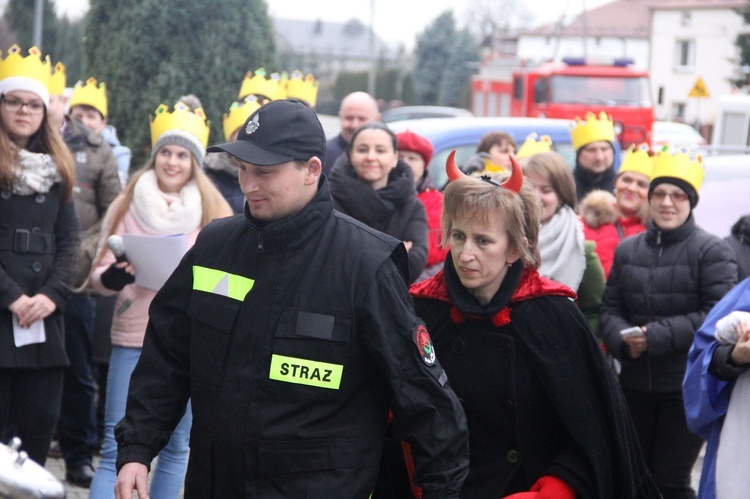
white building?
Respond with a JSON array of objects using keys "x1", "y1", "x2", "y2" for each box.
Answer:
[
  {"x1": 516, "y1": 0, "x2": 651, "y2": 68},
  {"x1": 649, "y1": 0, "x2": 749, "y2": 125}
]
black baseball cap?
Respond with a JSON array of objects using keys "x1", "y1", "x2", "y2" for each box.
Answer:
[{"x1": 207, "y1": 99, "x2": 326, "y2": 166}]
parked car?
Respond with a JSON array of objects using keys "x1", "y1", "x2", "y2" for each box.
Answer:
[
  {"x1": 693, "y1": 154, "x2": 750, "y2": 238},
  {"x1": 381, "y1": 106, "x2": 473, "y2": 124},
  {"x1": 651, "y1": 121, "x2": 707, "y2": 151},
  {"x1": 388, "y1": 116, "x2": 622, "y2": 189}
]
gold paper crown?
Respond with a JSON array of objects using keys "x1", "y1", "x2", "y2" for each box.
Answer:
[
  {"x1": 48, "y1": 62, "x2": 66, "y2": 96},
  {"x1": 238, "y1": 68, "x2": 286, "y2": 101},
  {"x1": 285, "y1": 70, "x2": 319, "y2": 108},
  {"x1": 69, "y1": 77, "x2": 108, "y2": 117},
  {"x1": 619, "y1": 143, "x2": 654, "y2": 180},
  {"x1": 0, "y1": 45, "x2": 51, "y2": 87},
  {"x1": 150, "y1": 101, "x2": 210, "y2": 148},
  {"x1": 651, "y1": 145, "x2": 704, "y2": 193},
  {"x1": 222, "y1": 95, "x2": 261, "y2": 141},
  {"x1": 570, "y1": 111, "x2": 615, "y2": 150},
  {"x1": 516, "y1": 133, "x2": 552, "y2": 159}
]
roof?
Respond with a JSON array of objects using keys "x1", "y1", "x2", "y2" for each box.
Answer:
[
  {"x1": 647, "y1": 0, "x2": 748, "y2": 10},
  {"x1": 273, "y1": 18, "x2": 393, "y2": 60},
  {"x1": 524, "y1": 0, "x2": 651, "y2": 39}
]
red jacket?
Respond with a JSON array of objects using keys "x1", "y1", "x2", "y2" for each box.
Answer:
[
  {"x1": 583, "y1": 216, "x2": 646, "y2": 278},
  {"x1": 418, "y1": 188, "x2": 449, "y2": 268}
]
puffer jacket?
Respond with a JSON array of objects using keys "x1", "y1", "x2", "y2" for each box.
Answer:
[
  {"x1": 726, "y1": 214, "x2": 750, "y2": 280},
  {"x1": 600, "y1": 215, "x2": 737, "y2": 392}
]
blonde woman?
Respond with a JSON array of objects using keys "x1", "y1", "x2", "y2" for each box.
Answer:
[{"x1": 88, "y1": 101, "x2": 232, "y2": 498}]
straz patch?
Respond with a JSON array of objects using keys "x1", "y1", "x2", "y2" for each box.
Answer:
[
  {"x1": 413, "y1": 322, "x2": 436, "y2": 366},
  {"x1": 269, "y1": 354, "x2": 343, "y2": 390}
]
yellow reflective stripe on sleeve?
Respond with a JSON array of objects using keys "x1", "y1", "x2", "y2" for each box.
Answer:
[
  {"x1": 192, "y1": 265, "x2": 254, "y2": 301},
  {"x1": 269, "y1": 354, "x2": 343, "y2": 390}
]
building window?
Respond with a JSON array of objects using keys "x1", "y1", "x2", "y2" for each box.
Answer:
[
  {"x1": 681, "y1": 11, "x2": 691, "y2": 27},
  {"x1": 672, "y1": 102, "x2": 686, "y2": 121},
  {"x1": 675, "y1": 40, "x2": 695, "y2": 70}
]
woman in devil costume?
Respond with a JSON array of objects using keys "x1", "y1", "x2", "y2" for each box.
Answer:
[{"x1": 408, "y1": 152, "x2": 660, "y2": 498}]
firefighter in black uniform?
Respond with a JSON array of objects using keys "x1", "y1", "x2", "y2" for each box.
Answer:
[{"x1": 113, "y1": 99, "x2": 469, "y2": 499}]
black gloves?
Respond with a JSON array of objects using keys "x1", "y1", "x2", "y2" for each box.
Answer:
[{"x1": 100, "y1": 263, "x2": 135, "y2": 291}]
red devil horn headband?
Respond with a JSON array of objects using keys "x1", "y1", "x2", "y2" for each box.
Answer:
[{"x1": 445, "y1": 149, "x2": 523, "y2": 193}]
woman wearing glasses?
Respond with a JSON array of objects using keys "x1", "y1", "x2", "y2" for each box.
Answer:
[
  {"x1": 0, "y1": 46, "x2": 78, "y2": 464},
  {"x1": 600, "y1": 147, "x2": 737, "y2": 499}
]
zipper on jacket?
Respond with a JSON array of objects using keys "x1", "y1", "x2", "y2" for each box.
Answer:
[
  {"x1": 655, "y1": 230, "x2": 663, "y2": 259},
  {"x1": 256, "y1": 230, "x2": 264, "y2": 253}
]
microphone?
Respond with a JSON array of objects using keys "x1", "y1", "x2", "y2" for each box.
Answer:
[{"x1": 107, "y1": 235, "x2": 128, "y2": 263}]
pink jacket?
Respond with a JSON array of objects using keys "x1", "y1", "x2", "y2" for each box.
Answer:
[{"x1": 91, "y1": 195, "x2": 200, "y2": 348}]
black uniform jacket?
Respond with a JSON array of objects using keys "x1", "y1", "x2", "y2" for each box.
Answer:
[
  {"x1": 115, "y1": 178, "x2": 469, "y2": 498},
  {"x1": 411, "y1": 259, "x2": 661, "y2": 498},
  {"x1": 0, "y1": 183, "x2": 79, "y2": 368}
]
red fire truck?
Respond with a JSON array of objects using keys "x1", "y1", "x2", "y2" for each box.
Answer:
[{"x1": 471, "y1": 58, "x2": 654, "y2": 148}]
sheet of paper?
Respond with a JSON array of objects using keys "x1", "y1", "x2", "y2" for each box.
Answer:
[
  {"x1": 13, "y1": 315, "x2": 46, "y2": 347},
  {"x1": 122, "y1": 233, "x2": 188, "y2": 291}
]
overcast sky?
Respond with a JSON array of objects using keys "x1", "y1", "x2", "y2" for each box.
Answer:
[{"x1": 49, "y1": 0, "x2": 614, "y2": 49}]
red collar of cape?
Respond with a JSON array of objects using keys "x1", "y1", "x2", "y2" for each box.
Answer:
[{"x1": 409, "y1": 267, "x2": 577, "y2": 328}]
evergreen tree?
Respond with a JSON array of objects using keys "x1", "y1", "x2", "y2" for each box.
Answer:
[
  {"x1": 2, "y1": 0, "x2": 58, "y2": 53},
  {"x1": 83, "y1": 0, "x2": 278, "y2": 168},
  {"x1": 413, "y1": 11, "x2": 455, "y2": 105},
  {"x1": 731, "y1": 2, "x2": 750, "y2": 88},
  {"x1": 437, "y1": 29, "x2": 480, "y2": 108}
]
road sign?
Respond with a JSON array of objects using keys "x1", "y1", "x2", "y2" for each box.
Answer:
[{"x1": 689, "y1": 77, "x2": 710, "y2": 98}]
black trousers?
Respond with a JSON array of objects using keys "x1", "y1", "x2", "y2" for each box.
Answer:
[
  {"x1": 0, "y1": 366, "x2": 64, "y2": 465},
  {"x1": 58, "y1": 293, "x2": 98, "y2": 468},
  {"x1": 622, "y1": 387, "x2": 704, "y2": 499}
]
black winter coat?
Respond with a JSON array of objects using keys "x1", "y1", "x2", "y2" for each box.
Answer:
[
  {"x1": 726, "y1": 214, "x2": 750, "y2": 280},
  {"x1": 329, "y1": 155, "x2": 428, "y2": 283},
  {"x1": 600, "y1": 215, "x2": 737, "y2": 392},
  {"x1": 0, "y1": 183, "x2": 79, "y2": 368},
  {"x1": 115, "y1": 178, "x2": 469, "y2": 498}
]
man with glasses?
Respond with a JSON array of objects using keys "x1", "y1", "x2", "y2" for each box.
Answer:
[{"x1": 600, "y1": 147, "x2": 737, "y2": 498}]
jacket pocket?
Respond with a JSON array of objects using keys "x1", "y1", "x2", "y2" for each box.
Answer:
[
  {"x1": 257, "y1": 438, "x2": 356, "y2": 498},
  {"x1": 187, "y1": 293, "x2": 240, "y2": 386}
]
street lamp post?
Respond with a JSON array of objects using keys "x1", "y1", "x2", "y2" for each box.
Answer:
[{"x1": 33, "y1": 0, "x2": 43, "y2": 49}]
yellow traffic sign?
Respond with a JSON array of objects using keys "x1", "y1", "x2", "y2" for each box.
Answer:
[{"x1": 689, "y1": 77, "x2": 710, "y2": 98}]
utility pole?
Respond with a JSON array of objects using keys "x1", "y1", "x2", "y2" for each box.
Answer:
[
  {"x1": 367, "y1": 0, "x2": 377, "y2": 96},
  {"x1": 33, "y1": 0, "x2": 44, "y2": 49}
]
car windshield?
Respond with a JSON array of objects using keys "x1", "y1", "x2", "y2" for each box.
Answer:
[{"x1": 549, "y1": 76, "x2": 651, "y2": 106}]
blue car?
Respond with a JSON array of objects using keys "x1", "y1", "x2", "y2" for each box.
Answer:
[{"x1": 389, "y1": 117, "x2": 622, "y2": 189}]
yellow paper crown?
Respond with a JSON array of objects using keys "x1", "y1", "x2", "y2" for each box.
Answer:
[
  {"x1": 651, "y1": 145, "x2": 704, "y2": 193},
  {"x1": 0, "y1": 45, "x2": 51, "y2": 87},
  {"x1": 285, "y1": 70, "x2": 319, "y2": 108},
  {"x1": 69, "y1": 77, "x2": 108, "y2": 117},
  {"x1": 516, "y1": 133, "x2": 552, "y2": 159},
  {"x1": 222, "y1": 95, "x2": 262, "y2": 141},
  {"x1": 238, "y1": 68, "x2": 286, "y2": 101},
  {"x1": 150, "y1": 101, "x2": 210, "y2": 148},
  {"x1": 570, "y1": 111, "x2": 615, "y2": 150},
  {"x1": 48, "y1": 62, "x2": 66, "y2": 96},
  {"x1": 619, "y1": 143, "x2": 654, "y2": 180}
]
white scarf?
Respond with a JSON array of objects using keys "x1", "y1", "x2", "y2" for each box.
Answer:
[
  {"x1": 538, "y1": 205, "x2": 586, "y2": 291},
  {"x1": 11, "y1": 148, "x2": 62, "y2": 195},
  {"x1": 130, "y1": 169, "x2": 202, "y2": 234},
  {"x1": 715, "y1": 311, "x2": 750, "y2": 499}
]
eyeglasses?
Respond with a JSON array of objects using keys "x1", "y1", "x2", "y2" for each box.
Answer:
[
  {"x1": 1, "y1": 96, "x2": 45, "y2": 115},
  {"x1": 652, "y1": 190, "x2": 689, "y2": 203}
]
